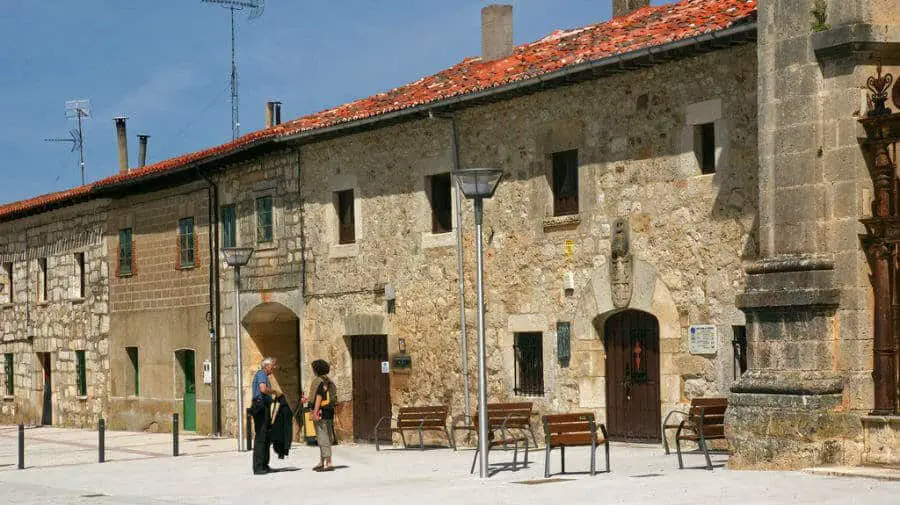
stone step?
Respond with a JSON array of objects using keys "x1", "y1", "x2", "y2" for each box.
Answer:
[
  {"x1": 862, "y1": 415, "x2": 900, "y2": 466},
  {"x1": 805, "y1": 465, "x2": 900, "y2": 482}
]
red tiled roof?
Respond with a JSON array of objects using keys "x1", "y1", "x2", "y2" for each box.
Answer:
[{"x1": 0, "y1": 0, "x2": 756, "y2": 221}]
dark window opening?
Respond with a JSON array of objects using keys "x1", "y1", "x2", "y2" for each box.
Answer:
[
  {"x1": 178, "y1": 218, "x2": 195, "y2": 268},
  {"x1": 38, "y1": 258, "x2": 48, "y2": 302},
  {"x1": 336, "y1": 189, "x2": 355, "y2": 244},
  {"x1": 695, "y1": 122, "x2": 716, "y2": 174},
  {"x1": 255, "y1": 196, "x2": 273, "y2": 244},
  {"x1": 514, "y1": 332, "x2": 544, "y2": 396},
  {"x1": 76, "y1": 350, "x2": 87, "y2": 397},
  {"x1": 4, "y1": 353, "x2": 12, "y2": 396},
  {"x1": 3, "y1": 262, "x2": 12, "y2": 304},
  {"x1": 74, "y1": 252, "x2": 85, "y2": 299},
  {"x1": 126, "y1": 347, "x2": 139, "y2": 396},
  {"x1": 552, "y1": 150, "x2": 579, "y2": 216},
  {"x1": 118, "y1": 228, "x2": 133, "y2": 277},
  {"x1": 429, "y1": 173, "x2": 453, "y2": 234},
  {"x1": 557, "y1": 321, "x2": 571, "y2": 368},
  {"x1": 221, "y1": 204, "x2": 236, "y2": 249},
  {"x1": 732, "y1": 325, "x2": 748, "y2": 378}
]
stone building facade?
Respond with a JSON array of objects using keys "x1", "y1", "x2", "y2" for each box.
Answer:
[{"x1": 0, "y1": 198, "x2": 110, "y2": 428}]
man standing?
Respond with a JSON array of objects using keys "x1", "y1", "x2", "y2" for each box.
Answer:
[{"x1": 251, "y1": 357, "x2": 279, "y2": 475}]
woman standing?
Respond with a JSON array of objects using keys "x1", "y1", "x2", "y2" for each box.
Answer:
[{"x1": 305, "y1": 359, "x2": 336, "y2": 471}]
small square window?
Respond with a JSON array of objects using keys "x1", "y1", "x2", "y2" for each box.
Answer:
[
  {"x1": 221, "y1": 204, "x2": 236, "y2": 249},
  {"x1": 178, "y1": 218, "x2": 195, "y2": 268},
  {"x1": 118, "y1": 228, "x2": 133, "y2": 277},
  {"x1": 255, "y1": 196, "x2": 273, "y2": 244},
  {"x1": 695, "y1": 122, "x2": 716, "y2": 174},
  {"x1": 514, "y1": 332, "x2": 544, "y2": 396},
  {"x1": 428, "y1": 173, "x2": 453, "y2": 234},
  {"x1": 552, "y1": 150, "x2": 579, "y2": 216},
  {"x1": 75, "y1": 350, "x2": 87, "y2": 397},
  {"x1": 4, "y1": 353, "x2": 12, "y2": 396},
  {"x1": 335, "y1": 189, "x2": 355, "y2": 245}
]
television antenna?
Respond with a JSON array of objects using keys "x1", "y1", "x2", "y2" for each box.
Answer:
[
  {"x1": 44, "y1": 99, "x2": 90, "y2": 185},
  {"x1": 201, "y1": 0, "x2": 265, "y2": 140}
]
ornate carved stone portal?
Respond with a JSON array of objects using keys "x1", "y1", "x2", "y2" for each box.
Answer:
[{"x1": 610, "y1": 217, "x2": 633, "y2": 309}]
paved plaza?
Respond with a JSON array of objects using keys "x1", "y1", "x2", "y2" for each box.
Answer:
[{"x1": 0, "y1": 426, "x2": 897, "y2": 505}]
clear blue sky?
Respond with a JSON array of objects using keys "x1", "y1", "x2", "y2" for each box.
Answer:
[{"x1": 0, "y1": 0, "x2": 674, "y2": 205}]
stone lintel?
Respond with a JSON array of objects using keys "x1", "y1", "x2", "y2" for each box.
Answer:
[
  {"x1": 730, "y1": 370, "x2": 843, "y2": 396},
  {"x1": 737, "y1": 254, "x2": 840, "y2": 310},
  {"x1": 812, "y1": 24, "x2": 900, "y2": 60}
]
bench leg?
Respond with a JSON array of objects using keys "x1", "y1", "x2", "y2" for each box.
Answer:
[
  {"x1": 675, "y1": 436, "x2": 684, "y2": 469},
  {"x1": 400, "y1": 431, "x2": 408, "y2": 449},
  {"x1": 662, "y1": 426, "x2": 670, "y2": 455},
  {"x1": 560, "y1": 446, "x2": 565, "y2": 474},
  {"x1": 605, "y1": 440, "x2": 611, "y2": 473},
  {"x1": 512, "y1": 441, "x2": 519, "y2": 472},
  {"x1": 701, "y1": 434, "x2": 713, "y2": 470},
  {"x1": 544, "y1": 445, "x2": 551, "y2": 478},
  {"x1": 470, "y1": 447, "x2": 479, "y2": 474},
  {"x1": 444, "y1": 427, "x2": 456, "y2": 451},
  {"x1": 523, "y1": 439, "x2": 529, "y2": 469},
  {"x1": 529, "y1": 426, "x2": 538, "y2": 449},
  {"x1": 419, "y1": 428, "x2": 424, "y2": 451},
  {"x1": 590, "y1": 441, "x2": 596, "y2": 477}
]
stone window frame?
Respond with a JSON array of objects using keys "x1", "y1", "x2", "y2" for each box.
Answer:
[
  {"x1": 177, "y1": 217, "x2": 198, "y2": 270},
  {"x1": 117, "y1": 228, "x2": 134, "y2": 278},
  {"x1": 538, "y1": 120, "x2": 586, "y2": 231},
  {"x1": 327, "y1": 174, "x2": 361, "y2": 259},
  {"x1": 250, "y1": 181, "x2": 281, "y2": 252},
  {"x1": 420, "y1": 158, "x2": 459, "y2": 250},
  {"x1": 551, "y1": 149, "x2": 580, "y2": 217},
  {"x1": 506, "y1": 314, "x2": 552, "y2": 398},
  {"x1": 221, "y1": 204, "x2": 237, "y2": 249},
  {"x1": 255, "y1": 195, "x2": 275, "y2": 246},
  {"x1": 682, "y1": 98, "x2": 726, "y2": 177},
  {"x1": 75, "y1": 349, "x2": 87, "y2": 398}
]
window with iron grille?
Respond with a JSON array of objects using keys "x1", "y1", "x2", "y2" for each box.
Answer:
[
  {"x1": 255, "y1": 196, "x2": 273, "y2": 244},
  {"x1": 336, "y1": 189, "x2": 355, "y2": 244},
  {"x1": 428, "y1": 173, "x2": 453, "y2": 234},
  {"x1": 178, "y1": 218, "x2": 195, "y2": 268},
  {"x1": 76, "y1": 350, "x2": 86, "y2": 397},
  {"x1": 552, "y1": 150, "x2": 579, "y2": 216},
  {"x1": 695, "y1": 122, "x2": 716, "y2": 174},
  {"x1": 514, "y1": 332, "x2": 544, "y2": 396},
  {"x1": 3, "y1": 353, "x2": 12, "y2": 396},
  {"x1": 221, "y1": 204, "x2": 236, "y2": 248},
  {"x1": 38, "y1": 258, "x2": 48, "y2": 302},
  {"x1": 118, "y1": 228, "x2": 133, "y2": 277},
  {"x1": 2, "y1": 262, "x2": 12, "y2": 303},
  {"x1": 732, "y1": 325, "x2": 748, "y2": 378},
  {"x1": 74, "y1": 252, "x2": 85, "y2": 299},
  {"x1": 126, "y1": 347, "x2": 139, "y2": 396}
]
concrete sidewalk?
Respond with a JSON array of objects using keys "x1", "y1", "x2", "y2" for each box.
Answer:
[{"x1": 0, "y1": 429, "x2": 897, "y2": 505}]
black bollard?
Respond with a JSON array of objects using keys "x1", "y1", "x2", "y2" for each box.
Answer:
[
  {"x1": 173, "y1": 413, "x2": 179, "y2": 457},
  {"x1": 98, "y1": 418, "x2": 105, "y2": 463},
  {"x1": 246, "y1": 408, "x2": 253, "y2": 451},
  {"x1": 17, "y1": 424, "x2": 24, "y2": 470}
]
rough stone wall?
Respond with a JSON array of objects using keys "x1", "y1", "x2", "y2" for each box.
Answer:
[
  {"x1": 106, "y1": 182, "x2": 214, "y2": 433},
  {"x1": 297, "y1": 43, "x2": 757, "y2": 441},
  {"x1": 0, "y1": 200, "x2": 109, "y2": 428}
]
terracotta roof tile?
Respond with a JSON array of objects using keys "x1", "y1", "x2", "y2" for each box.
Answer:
[{"x1": 0, "y1": 0, "x2": 756, "y2": 220}]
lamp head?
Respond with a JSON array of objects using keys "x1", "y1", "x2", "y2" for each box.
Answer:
[
  {"x1": 223, "y1": 247, "x2": 254, "y2": 267},
  {"x1": 453, "y1": 168, "x2": 503, "y2": 200}
]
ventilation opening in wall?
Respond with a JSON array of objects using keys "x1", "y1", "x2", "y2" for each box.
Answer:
[
  {"x1": 694, "y1": 122, "x2": 716, "y2": 174},
  {"x1": 38, "y1": 258, "x2": 48, "y2": 302},
  {"x1": 335, "y1": 189, "x2": 355, "y2": 244},
  {"x1": 428, "y1": 173, "x2": 453, "y2": 234},
  {"x1": 74, "y1": 252, "x2": 85, "y2": 299},
  {"x1": 126, "y1": 347, "x2": 139, "y2": 396}
]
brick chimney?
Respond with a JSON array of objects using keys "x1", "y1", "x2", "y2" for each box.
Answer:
[
  {"x1": 482, "y1": 5, "x2": 513, "y2": 62},
  {"x1": 265, "y1": 101, "x2": 282, "y2": 128},
  {"x1": 114, "y1": 116, "x2": 129, "y2": 174},
  {"x1": 613, "y1": 0, "x2": 649, "y2": 18}
]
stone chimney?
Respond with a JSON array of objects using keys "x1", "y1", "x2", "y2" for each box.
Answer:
[
  {"x1": 114, "y1": 116, "x2": 129, "y2": 174},
  {"x1": 612, "y1": 0, "x2": 649, "y2": 18},
  {"x1": 137, "y1": 134, "x2": 150, "y2": 168},
  {"x1": 481, "y1": 5, "x2": 513, "y2": 62},
  {"x1": 265, "y1": 101, "x2": 282, "y2": 128}
]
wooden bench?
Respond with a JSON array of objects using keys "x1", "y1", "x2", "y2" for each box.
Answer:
[
  {"x1": 542, "y1": 413, "x2": 610, "y2": 477},
  {"x1": 452, "y1": 402, "x2": 538, "y2": 449},
  {"x1": 662, "y1": 397, "x2": 727, "y2": 455},
  {"x1": 374, "y1": 405, "x2": 454, "y2": 451},
  {"x1": 467, "y1": 411, "x2": 530, "y2": 474},
  {"x1": 673, "y1": 397, "x2": 727, "y2": 470}
]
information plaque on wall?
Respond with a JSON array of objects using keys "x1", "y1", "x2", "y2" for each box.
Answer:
[{"x1": 688, "y1": 325, "x2": 717, "y2": 355}]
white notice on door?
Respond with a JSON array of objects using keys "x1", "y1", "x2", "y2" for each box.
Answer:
[
  {"x1": 381, "y1": 361, "x2": 390, "y2": 374},
  {"x1": 688, "y1": 325, "x2": 717, "y2": 355}
]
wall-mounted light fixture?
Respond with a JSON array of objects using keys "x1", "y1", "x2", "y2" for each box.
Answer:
[{"x1": 398, "y1": 337, "x2": 406, "y2": 354}]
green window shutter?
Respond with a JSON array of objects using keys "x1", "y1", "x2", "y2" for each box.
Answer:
[
  {"x1": 118, "y1": 228, "x2": 133, "y2": 276},
  {"x1": 255, "y1": 196, "x2": 273, "y2": 244},
  {"x1": 179, "y1": 218, "x2": 195, "y2": 268},
  {"x1": 76, "y1": 350, "x2": 86, "y2": 396},
  {"x1": 4, "y1": 353, "x2": 12, "y2": 396},
  {"x1": 221, "y1": 205, "x2": 236, "y2": 248}
]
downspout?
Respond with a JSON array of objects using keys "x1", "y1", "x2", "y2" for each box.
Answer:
[
  {"x1": 296, "y1": 149, "x2": 306, "y2": 401},
  {"x1": 429, "y1": 111, "x2": 471, "y2": 424},
  {"x1": 201, "y1": 171, "x2": 222, "y2": 436}
]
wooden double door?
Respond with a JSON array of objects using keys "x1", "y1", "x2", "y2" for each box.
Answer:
[
  {"x1": 604, "y1": 310, "x2": 661, "y2": 442},
  {"x1": 350, "y1": 335, "x2": 391, "y2": 443}
]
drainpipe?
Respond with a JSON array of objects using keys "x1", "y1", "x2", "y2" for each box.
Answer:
[
  {"x1": 429, "y1": 111, "x2": 471, "y2": 424},
  {"x1": 200, "y1": 170, "x2": 222, "y2": 436},
  {"x1": 296, "y1": 149, "x2": 307, "y2": 398}
]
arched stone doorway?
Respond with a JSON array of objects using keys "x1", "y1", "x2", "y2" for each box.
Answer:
[
  {"x1": 603, "y1": 310, "x2": 660, "y2": 441},
  {"x1": 242, "y1": 302, "x2": 302, "y2": 437}
]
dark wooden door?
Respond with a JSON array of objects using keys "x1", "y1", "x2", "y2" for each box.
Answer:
[
  {"x1": 604, "y1": 310, "x2": 660, "y2": 441},
  {"x1": 39, "y1": 353, "x2": 52, "y2": 426},
  {"x1": 350, "y1": 335, "x2": 391, "y2": 443}
]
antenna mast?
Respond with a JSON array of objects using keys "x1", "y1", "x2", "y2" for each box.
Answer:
[
  {"x1": 201, "y1": 0, "x2": 265, "y2": 140},
  {"x1": 45, "y1": 99, "x2": 90, "y2": 185}
]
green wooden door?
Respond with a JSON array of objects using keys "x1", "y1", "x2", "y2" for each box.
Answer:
[{"x1": 181, "y1": 350, "x2": 197, "y2": 431}]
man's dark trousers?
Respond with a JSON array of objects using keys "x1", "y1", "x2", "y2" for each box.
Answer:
[{"x1": 252, "y1": 399, "x2": 271, "y2": 473}]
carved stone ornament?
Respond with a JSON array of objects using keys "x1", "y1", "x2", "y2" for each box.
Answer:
[{"x1": 610, "y1": 217, "x2": 633, "y2": 308}]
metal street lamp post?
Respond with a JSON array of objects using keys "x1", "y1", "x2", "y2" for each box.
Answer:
[
  {"x1": 453, "y1": 168, "x2": 503, "y2": 478},
  {"x1": 223, "y1": 247, "x2": 254, "y2": 451}
]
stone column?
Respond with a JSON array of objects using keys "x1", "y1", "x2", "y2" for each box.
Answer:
[{"x1": 728, "y1": 0, "x2": 900, "y2": 469}]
